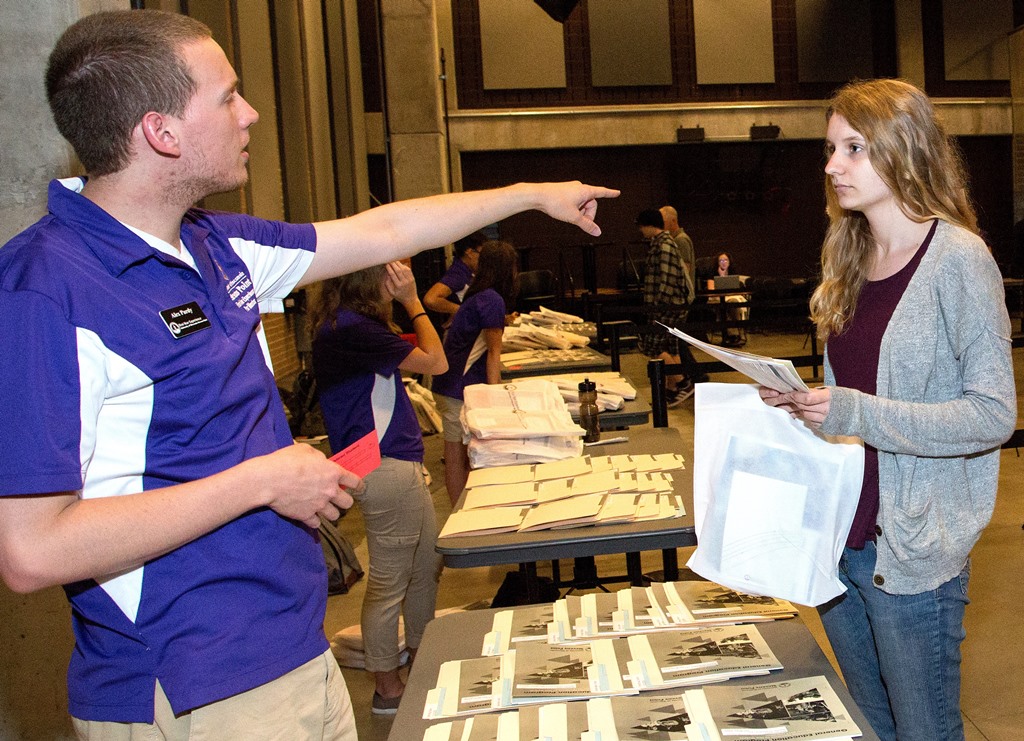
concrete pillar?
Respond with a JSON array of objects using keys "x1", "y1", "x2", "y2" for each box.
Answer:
[
  {"x1": 380, "y1": 0, "x2": 450, "y2": 200},
  {"x1": 0, "y1": 3, "x2": 75, "y2": 245},
  {"x1": 0, "y1": 4, "x2": 124, "y2": 739}
]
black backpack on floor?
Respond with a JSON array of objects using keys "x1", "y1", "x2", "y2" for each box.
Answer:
[{"x1": 318, "y1": 517, "x2": 364, "y2": 595}]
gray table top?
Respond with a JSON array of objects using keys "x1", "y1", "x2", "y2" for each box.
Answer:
[
  {"x1": 386, "y1": 607, "x2": 881, "y2": 741},
  {"x1": 436, "y1": 427, "x2": 694, "y2": 568}
]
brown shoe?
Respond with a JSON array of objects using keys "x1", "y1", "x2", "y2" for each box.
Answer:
[{"x1": 371, "y1": 692, "x2": 402, "y2": 715}]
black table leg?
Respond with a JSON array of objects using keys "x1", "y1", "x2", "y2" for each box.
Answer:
[
  {"x1": 626, "y1": 552, "x2": 646, "y2": 586},
  {"x1": 661, "y1": 548, "x2": 679, "y2": 581},
  {"x1": 520, "y1": 561, "x2": 540, "y2": 603}
]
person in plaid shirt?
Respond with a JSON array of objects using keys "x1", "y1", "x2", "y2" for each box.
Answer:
[{"x1": 636, "y1": 208, "x2": 702, "y2": 406}]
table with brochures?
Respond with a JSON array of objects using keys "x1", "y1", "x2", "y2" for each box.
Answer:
[
  {"x1": 436, "y1": 428, "x2": 694, "y2": 573},
  {"x1": 386, "y1": 606, "x2": 880, "y2": 741},
  {"x1": 500, "y1": 346, "x2": 613, "y2": 379}
]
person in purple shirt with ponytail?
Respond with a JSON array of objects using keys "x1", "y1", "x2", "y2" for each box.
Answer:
[{"x1": 431, "y1": 241, "x2": 520, "y2": 504}]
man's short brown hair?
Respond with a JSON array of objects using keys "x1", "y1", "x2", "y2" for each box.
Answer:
[{"x1": 45, "y1": 10, "x2": 211, "y2": 176}]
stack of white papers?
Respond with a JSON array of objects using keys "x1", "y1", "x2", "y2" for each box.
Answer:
[
  {"x1": 502, "y1": 323, "x2": 590, "y2": 351},
  {"x1": 499, "y1": 639, "x2": 634, "y2": 705},
  {"x1": 520, "y1": 305, "x2": 586, "y2": 325},
  {"x1": 421, "y1": 576, "x2": 859, "y2": 741},
  {"x1": 461, "y1": 380, "x2": 585, "y2": 468},
  {"x1": 521, "y1": 372, "x2": 637, "y2": 413},
  {"x1": 463, "y1": 381, "x2": 583, "y2": 439}
]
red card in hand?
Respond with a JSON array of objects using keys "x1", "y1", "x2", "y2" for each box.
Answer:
[{"x1": 329, "y1": 430, "x2": 381, "y2": 478}]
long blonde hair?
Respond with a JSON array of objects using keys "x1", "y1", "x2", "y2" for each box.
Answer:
[{"x1": 811, "y1": 78, "x2": 977, "y2": 339}]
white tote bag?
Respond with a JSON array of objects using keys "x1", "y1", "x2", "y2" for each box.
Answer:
[{"x1": 688, "y1": 383, "x2": 865, "y2": 606}]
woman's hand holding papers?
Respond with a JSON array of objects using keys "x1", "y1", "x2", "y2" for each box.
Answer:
[{"x1": 758, "y1": 386, "x2": 831, "y2": 429}]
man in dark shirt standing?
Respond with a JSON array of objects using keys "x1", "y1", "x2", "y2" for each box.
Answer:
[{"x1": 637, "y1": 208, "x2": 700, "y2": 406}]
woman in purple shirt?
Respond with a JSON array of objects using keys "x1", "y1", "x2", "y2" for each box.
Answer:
[
  {"x1": 310, "y1": 261, "x2": 448, "y2": 714},
  {"x1": 431, "y1": 241, "x2": 519, "y2": 504},
  {"x1": 423, "y1": 231, "x2": 484, "y2": 325},
  {"x1": 761, "y1": 80, "x2": 1014, "y2": 741}
]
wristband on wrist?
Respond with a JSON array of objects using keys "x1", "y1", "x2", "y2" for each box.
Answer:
[{"x1": 410, "y1": 311, "x2": 428, "y2": 322}]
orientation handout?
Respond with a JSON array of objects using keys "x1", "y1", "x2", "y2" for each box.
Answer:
[{"x1": 657, "y1": 323, "x2": 809, "y2": 392}]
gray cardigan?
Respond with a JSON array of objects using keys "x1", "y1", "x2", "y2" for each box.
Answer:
[{"x1": 820, "y1": 220, "x2": 1016, "y2": 595}]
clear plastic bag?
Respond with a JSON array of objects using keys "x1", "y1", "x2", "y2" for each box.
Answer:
[{"x1": 688, "y1": 383, "x2": 864, "y2": 606}]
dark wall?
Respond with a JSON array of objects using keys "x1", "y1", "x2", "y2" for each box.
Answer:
[
  {"x1": 460, "y1": 135, "x2": 1013, "y2": 288},
  {"x1": 959, "y1": 136, "x2": 1014, "y2": 271},
  {"x1": 461, "y1": 141, "x2": 827, "y2": 289}
]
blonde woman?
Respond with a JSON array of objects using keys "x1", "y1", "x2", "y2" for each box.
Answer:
[{"x1": 761, "y1": 79, "x2": 1015, "y2": 740}]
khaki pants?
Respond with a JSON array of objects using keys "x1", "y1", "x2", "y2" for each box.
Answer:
[
  {"x1": 72, "y1": 649, "x2": 355, "y2": 741},
  {"x1": 356, "y1": 456, "x2": 442, "y2": 672}
]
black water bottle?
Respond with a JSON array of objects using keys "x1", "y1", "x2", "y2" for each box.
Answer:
[{"x1": 578, "y1": 378, "x2": 601, "y2": 444}]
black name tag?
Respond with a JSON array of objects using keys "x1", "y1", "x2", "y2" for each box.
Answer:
[{"x1": 160, "y1": 301, "x2": 212, "y2": 339}]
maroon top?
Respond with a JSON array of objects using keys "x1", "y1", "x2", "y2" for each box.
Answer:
[{"x1": 826, "y1": 220, "x2": 936, "y2": 548}]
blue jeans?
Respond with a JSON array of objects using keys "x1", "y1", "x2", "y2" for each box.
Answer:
[{"x1": 817, "y1": 542, "x2": 970, "y2": 741}]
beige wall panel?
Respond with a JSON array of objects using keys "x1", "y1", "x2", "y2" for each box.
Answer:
[
  {"x1": 190, "y1": 3, "x2": 300, "y2": 379},
  {"x1": 589, "y1": 0, "x2": 671, "y2": 87},
  {"x1": 145, "y1": 0, "x2": 183, "y2": 10},
  {"x1": 381, "y1": 0, "x2": 448, "y2": 201},
  {"x1": 943, "y1": 0, "x2": 1012, "y2": 80},
  {"x1": 0, "y1": 3, "x2": 77, "y2": 245},
  {"x1": 479, "y1": 0, "x2": 566, "y2": 90},
  {"x1": 445, "y1": 99, "x2": 1010, "y2": 153},
  {"x1": 694, "y1": 0, "x2": 775, "y2": 85}
]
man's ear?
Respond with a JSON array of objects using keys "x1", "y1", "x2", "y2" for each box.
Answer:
[{"x1": 137, "y1": 111, "x2": 182, "y2": 158}]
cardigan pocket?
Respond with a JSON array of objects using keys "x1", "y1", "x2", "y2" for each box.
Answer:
[{"x1": 887, "y1": 457, "x2": 940, "y2": 562}]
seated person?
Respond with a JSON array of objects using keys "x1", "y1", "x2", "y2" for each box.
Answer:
[{"x1": 708, "y1": 252, "x2": 748, "y2": 347}]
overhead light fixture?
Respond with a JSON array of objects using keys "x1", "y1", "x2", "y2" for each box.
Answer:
[
  {"x1": 750, "y1": 123, "x2": 780, "y2": 140},
  {"x1": 534, "y1": 0, "x2": 581, "y2": 22},
  {"x1": 676, "y1": 126, "x2": 705, "y2": 143}
]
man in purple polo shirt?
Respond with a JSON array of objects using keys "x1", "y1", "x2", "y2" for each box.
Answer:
[{"x1": 0, "y1": 10, "x2": 617, "y2": 738}]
